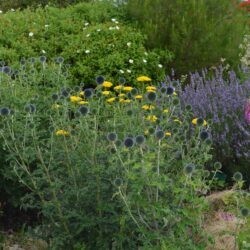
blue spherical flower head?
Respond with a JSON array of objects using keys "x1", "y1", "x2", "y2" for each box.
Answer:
[
  {"x1": 0, "y1": 107, "x2": 11, "y2": 116},
  {"x1": 124, "y1": 137, "x2": 134, "y2": 148},
  {"x1": 39, "y1": 56, "x2": 46, "y2": 63},
  {"x1": 52, "y1": 93, "x2": 59, "y2": 101},
  {"x1": 119, "y1": 77, "x2": 126, "y2": 84},
  {"x1": 147, "y1": 91, "x2": 157, "y2": 102},
  {"x1": 84, "y1": 88, "x2": 94, "y2": 99},
  {"x1": 135, "y1": 135, "x2": 146, "y2": 145},
  {"x1": 78, "y1": 106, "x2": 89, "y2": 116},
  {"x1": 114, "y1": 178, "x2": 123, "y2": 187},
  {"x1": 155, "y1": 130, "x2": 165, "y2": 140},
  {"x1": 56, "y1": 56, "x2": 64, "y2": 64},
  {"x1": 131, "y1": 88, "x2": 138, "y2": 96},
  {"x1": 2, "y1": 66, "x2": 11, "y2": 75},
  {"x1": 233, "y1": 171, "x2": 243, "y2": 182},
  {"x1": 107, "y1": 132, "x2": 118, "y2": 142},
  {"x1": 24, "y1": 104, "x2": 36, "y2": 113},
  {"x1": 200, "y1": 130, "x2": 209, "y2": 140},
  {"x1": 166, "y1": 86, "x2": 174, "y2": 95},
  {"x1": 184, "y1": 163, "x2": 195, "y2": 175},
  {"x1": 96, "y1": 75, "x2": 105, "y2": 85},
  {"x1": 240, "y1": 207, "x2": 249, "y2": 217},
  {"x1": 214, "y1": 162, "x2": 222, "y2": 170}
]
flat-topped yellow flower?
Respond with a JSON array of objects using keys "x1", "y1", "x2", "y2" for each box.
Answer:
[
  {"x1": 78, "y1": 101, "x2": 89, "y2": 105},
  {"x1": 123, "y1": 86, "x2": 133, "y2": 92},
  {"x1": 102, "y1": 81, "x2": 113, "y2": 88},
  {"x1": 107, "y1": 97, "x2": 116, "y2": 103},
  {"x1": 114, "y1": 85, "x2": 123, "y2": 91},
  {"x1": 79, "y1": 91, "x2": 85, "y2": 97},
  {"x1": 118, "y1": 93, "x2": 126, "y2": 97},
  {"x1": 146, "y1": 115, "x2": 157, "y2": 122},
  {"x1": 174, "y1": 118, "x2": 182, "y2": 124},
  {"x1": 142, "y1": 104, "x2": 155, "y2": 110},
  {"x1": 135, "y1": 95, "x2": 143, "y2": 100},
  {"x1": 70, "y1": 95, "x2": 83, "y2": 103},
  {"x1": 102, "y1": 91, "x2": 111, "y2": 96},
  {"x1": 165, "y1": 132, "x2": 171, "y2": 136},
  {"x1": 56, "y1": 130, "x2": 69, "y2": 136},
  {"x1": 146, "y1": 86, "x2": 156, "y2": 91},
  {"x1": 163, "y1": 109, "x2": 169, "y2": 113},
  {"x1": 119, "y1": 99, "x2": 131, "y2": 103},
  {"x1": 137, "y1": 76, "x2": 152, "y2": 82},
  {"x1": 192, "y1": 118, "x2": 207, "y2": 126},
  {"x1": 52, "y1": 104, "x2": 61, "y2": 109}
]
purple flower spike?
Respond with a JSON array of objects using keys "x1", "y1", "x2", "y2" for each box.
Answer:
[{"x1": 244, "y1": 99, "x2": 250, "y2": 124}]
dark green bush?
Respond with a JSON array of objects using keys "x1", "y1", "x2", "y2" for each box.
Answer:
[
  {"x1": 0, "y1": 2, "x2": 172, "y2": 86},
  {"x1": 126, "y1": 0, "x2": 249, "y2": 76},
  {"x1": 0, "y1": 0, "x2": 89, "y2": 11}
]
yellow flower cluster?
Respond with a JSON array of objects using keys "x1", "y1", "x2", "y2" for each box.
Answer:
[
  {"x1": 137, "y1": 76, "x2": 152, "y2": 82},
  {"x1": 146, "y1": 115, "x2": 157, "y2": 122},
  {"x1": 70, "y1": 95, "x2": 82, "y2": 103},
  {"x1": 102, "y1": 81, "x2": 113, "y2": 88},
  {"x1": 192, "y1": 118, "x2": 207, "y2": 126},
  {"x1": 70, "y1": 95, "x2": 88, "y2": 105},
  {"x1": 56, "y1": 130, "x2": 69, "y2": 136},
  {"x1": 146, "y1": 86, "x2": 156, "y2": 92},
  {"x1": 142, "y1": 105, "x2": 155, "y2": 110}
]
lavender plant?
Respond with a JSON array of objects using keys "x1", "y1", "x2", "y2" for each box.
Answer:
[{"x1": 180, "y1": 66, "x2": 250, "y2": 183}]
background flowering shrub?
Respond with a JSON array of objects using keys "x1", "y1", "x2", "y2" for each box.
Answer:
[
  {"x1": 126, "y1": 0, "x2": 249, "y2": 76},
  {"x1": 0, "y1": 60, "x2": 214, "y2": 248},
  {"x1": 0, "y1": 1, "x2": 172, "y2": 86},
  {"x1": 180, "y1": 67, "x2": 250, "y2": 184}
]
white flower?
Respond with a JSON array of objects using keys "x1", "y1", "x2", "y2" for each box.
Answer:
[
  {"x1": 158, "y1": 64, "x2": 163, "y2": 68},
  {"x1": 143, "y1": 59, "x2": 147, "y2": 63},
  {"x1": 11, "y1": 8, "x2": 15, "y2": 12},
  {"x1": 115, "y1": 26, "x2": 120, "y2": 30},
  {"x1": 29, "y1": 32, "x2": 34, "y2": 37},
  {"x1": 127, "y1": 69, "x2": 131, "y2": 73},
  {"x1": 144, "y1": 52, "x2": 148, "y2": 56},
  {"x1": 41, "y1": 50, "x2": 46, "y2": 54},
  {"x1": 85, "y1": 50, "x2": 90, "y2": 54},
  {"x1": 109, "y1": 27, "x2": 115, "y2": 30},
  {"x1": 119, "y1": 69, "x2": 124, "y2": 74},
  {"x1": 84, "y1": 22, "x2": 89, "y2": 26},
  {"x1": 0, "y1": 10, "x2": 3, "y2": 14},
  {"x1": 97, "y1": 29, "x2": 101, "y2": 32},
  {"x1": 129, "y1": 59, "x2": 134, "y2": 64},
  {"x1": 86, "y1": 34, "x2": 90, "y2": 37},
  {"x1": 45, "y1": 24, "x2": 49, "y2": 28},
  {"x1": 111, "y1": 18, "x2": 116, "y2": 22},
  {"x1": 115, "y1": 21, "x2": 119, "y2": 24},
  {"x1": 127, "y1": 42, "x2": 131, "y2": 47}
]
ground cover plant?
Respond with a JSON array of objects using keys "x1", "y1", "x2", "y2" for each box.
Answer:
[
  {"x1": 0, "y1": 1, "x2": 172, "y2": 86},
  {"x1": 0, "y1": 58, "x2": 236, "y2": 249},
  {"x1": 126, "y1": 0, "x2": 249, "y2": 76}
]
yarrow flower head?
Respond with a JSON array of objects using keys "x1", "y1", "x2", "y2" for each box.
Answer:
[
  {"x1": 102, "y1": 81, "x2": 113, "y2": 88},
  {"x1": 56, "y1": 129, "x2": 69, "y2": 136},
  {"x1": 137, "y1": 76, "x2": 152, "y2": 82}
]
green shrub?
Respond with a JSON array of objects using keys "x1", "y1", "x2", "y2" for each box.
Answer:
[
  {"x1": 0, "y1": 0, "x2": 90, "y2": 11},
  {"x1": 0, "y1": 2, "x2": 172, "y2": 86},
  {"x1": 126, "y1": 0, "x2": 249, "y2": 76},
  {"x1": 0, "y1": 60, "x2": 216, "y2": 249}
]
